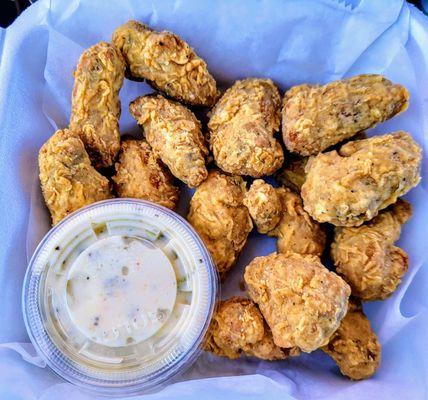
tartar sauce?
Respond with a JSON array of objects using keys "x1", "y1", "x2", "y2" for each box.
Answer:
[
  {"x1": 23, "y1": 199, "x2": 217, "y2": 394},
  {"x1": 67, "y1": 235, "x2": 177, "y2": 347}
]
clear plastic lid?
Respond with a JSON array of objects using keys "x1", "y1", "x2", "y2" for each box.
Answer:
[{"x1": 22, "y1": 199, "x2": 219, "y2": 396}]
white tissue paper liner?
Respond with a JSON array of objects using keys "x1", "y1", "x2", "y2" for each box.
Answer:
[{"x1": 0, "y1": 0, "x2": 427, "y2": 398}]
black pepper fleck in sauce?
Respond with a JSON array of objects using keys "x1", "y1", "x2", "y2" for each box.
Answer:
[{"x1": 156, "y1": 308, "x2": 169, "y2": 322}]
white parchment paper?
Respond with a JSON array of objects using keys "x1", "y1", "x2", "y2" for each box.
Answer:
[{"x1": 0, "y1": 0, "x2": 427, "y2": 398}]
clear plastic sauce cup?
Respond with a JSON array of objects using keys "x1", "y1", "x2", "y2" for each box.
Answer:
[{"x1": 22, "y1": 199, "x2": 219, "y2": 396}]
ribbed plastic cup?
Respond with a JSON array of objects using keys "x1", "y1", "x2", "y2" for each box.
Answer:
[{"x1": 22, "y1": 199, "x2": 218, "y2": 396}]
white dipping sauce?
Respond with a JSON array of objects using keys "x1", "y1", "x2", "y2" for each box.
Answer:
[
  {"x1": 67, "y1": 235, "x2": 177, "y2": 347},
  {"x1": 23, "y1": 200, "x2": 218, "y2": 394}
]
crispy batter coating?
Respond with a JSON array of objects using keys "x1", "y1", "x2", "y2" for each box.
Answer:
[
  {"x1": 187, "y1": 170, "x2": 253, "y2": 279},
  {"x1": 112, "y1": 20, "x2": 217, "y2": 107},
  {"x1": 205, "y1": 297, "x2": 300, "y2": 360},
  {"x1": 208, "y1": 78, "x2": 284, "y2": 177},
  {"x1": 282, "y1": 74, "x2": 409, "y2": 155},
  {"x1": 244, "y1": 181, "x2": 325, "y2": 256},
  {"x1": 244, "y1": 252, "x2": 350, "y2": 353},
  {"x1": 112, "y1": 139, "x2": 179, "y2": 209},
  {"x1": 39, "y1": 129, "x2": 112, "y2": 225},
  {"x1": 130, "y1": 94, "x2": 208, "y2": 188},
  {"x1": 275, "y1": 133, "x2": 368, "y2": 193},
  {"x1": 243, "y1": 180, "x2": 282, "y2": 234},
  {"x1": 322, "y1": 299, "x2": 381, "y2": 380},
  {"x1": 331, "y1": 200, "x2": 412, "y2": 301},
  {"x1": 302, "y1": 132, "x2": 422, "y2": 227},
  {"x1": 70, "y1": 42, "x2": 125, "y2": 169},
  {"x1": 269, "y1": 188, "x2": 326, "y2": 257}
]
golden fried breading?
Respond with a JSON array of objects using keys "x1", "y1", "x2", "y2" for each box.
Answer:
[
  {"x1": 244, "y1": 252, "x2": 350, "y2": 353},
  {"x1": 269, "y1": 188, "x2": 326, "y2": 257},
  {"x1": 187, "y1": 170, "x2": 253, "y2": 279},
  {"x1": 112, "y1": 139, "x2": 179, "y2": 209},
  {"x1": 208, "y1": 79, "x2": 284, "y2": 177},
  {"x1": 331, "y1": 200, "x2": 412, "y2": 301},
  {"x1": 243, "y1": 180, "x2": 282, "y2": 234},
  {"x1": 130, "y1": 94, "x2": 208, "y2": 188},
  {"x1": 39, "y1": 129, "x2": 112, "y2": 225},
  {"x1": 322, "y1": 299, "x2": 381, "y2": 380},
  {"x1": 112, "y1": 20, "x2": 217, "y2": 107},
  {"x1": 302, "y1": 132, "x2": 421, "y2": 227},
  {"x1": 282, "y1": 74, "x2": 409, "y2": 155},
  {"x1": 243, "y1": 181, "x2": 325, "y2": 256},
  {"x1": 205, "y1": 297, "x2": 299, "y2": 360},
  {"x1": 70, "y1": 42, "x2": 125, "y2": 169},
  {"x1": 246, "y1": 330, "x2": 300, "y2": 360},
  {"x1": 275, "y1": 133, "x2": 368, "y2": 193}
]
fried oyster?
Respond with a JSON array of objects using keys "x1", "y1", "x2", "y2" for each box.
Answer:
[
  {"x1": 302, "y1": 132, "x2": 422, "y2": 227},
  {"x1": 130, "y1": 94, "x2": 208, "y2": 188},
  {"x1": 205, "y1": 297, "x2": 299, "y2": 360},
  {"x1": 208, "y1": 78, "x2": 284, "y2": 177},
  {"x1": 282, "y1": 74, "x2": 409, "y2": 155},
  {"x1": 187, "y1": 170, "x2": 253, "y2": 279},
  {"x1": 70, "y1": 41, "x2": 125, "y2": 169},
  {"x1": 112, "y1": 20, "x2": 217, "y2": 107},
  {"x1": 322, "y1": 298, "x2": 381, "y2": 380},
  {"x1": 244, "y1": 180, "x2": 325, "y2": 257},
  {"x1": 112, "y1": 139, "x2": 179, "y2": 209},
  {"x1": 270, "y1": 187, "x2": 326, "y2": 256},
  {"x1": 243, "y1": 179, "x2": 282, "y2": 234},
  {"x1": 275, "y1": 133, "x2": 368, "y2": 193},
  {"x1": 39, "y1": 129, "x2": 112, "y2": 225},
  {"x1": 331, "y1": 200, "x2": 412, "y2": 301},
  {"x1": 245, "y1": 252, "x2": 350, "y2": 353}
]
